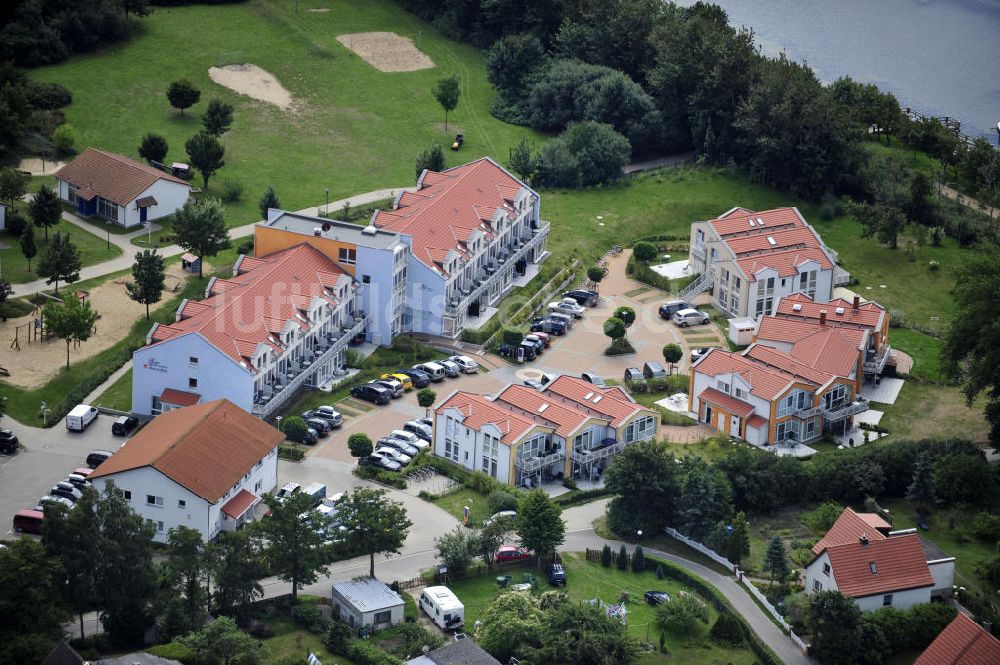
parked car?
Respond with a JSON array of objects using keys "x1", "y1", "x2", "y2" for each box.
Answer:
[
  {"x1": 72, "y1": 467, "x2": 93, "y2": 479},
  {"x1": 418, "y1": 417, "x2": 434, "y2": 429},
  {"x1": 690, "y1": 347, "x2": 712, "y2": 362},
  {"x1": 517, "y1": 341, "x2": 538, "y2": 361},
  {"x1": 0, "y1": 429, "x2": 18, "y2": 454},
  {"x1": 351, "y1": 383, "x2": 391, "y2": 405},
  {"x1": 482, "y1": 510, "x2": 517, "y2": 527},
  {"x1": 403, "y1": 420, "x2": 433, "y2": 442},
  {"x1": 623, "y1": 367, "x2": 644, "y2": 385},
  {"x1": 387, "y1": 429, "x2": 429, "y2": 451},
  {"x1": 413, "y1": 362, "x2": 446, "y2": 382},
  {"x1": 286, "y1": 425, "x2": 319, "y2": 445},
  {"x1": 523, "y1": 335, "x2": 545, "y2": 354},
  {"x1": 111, "y1": 415, "x2": 140, "y2": 436},
  {"x1": 548, "y1": 298, "x2": 585, "y2": 319},
  {"x1": 495, "y1": 545, "x2": 532, "y2": 563},
  {"x1": 377, "y1": 437, "x2": 419, "y2": 457},
  {"x1": 399, "y1": 368, "x2": 432, "y2": 389},
  {"x1": 563, "y1": 289, "x2": 599, "y2": 306},
  {"x1": 375, "y1": 446, "x2": 412, "y2": 465},
  {"x1": 531, "y1": 331, "x2": 551, "y2": 348},
  {"x1": 65, "y1": 473, "x2": 91, "y2": 489},
  {"x1": 50, "y1": 483, "x2": 83, "y2": 503},
  {"x1": 12, "y1": 509, "x2": 44, "y2": 534},
  {"x1": 547, "y1": 311, "x2": 574, "y2": 330},
  {"x1": 438, "y1": 359, "x2": 462, "y2": 378},
  {"x1": 658, "y1": 300, "x2": 692, "y2": 319},
  {"x1": 581, "y1": 371, "x2": 606, "y2": 387},
  {"x1": 547, "y1": 562, "x2": 567, "y2": 586},
  {"x1": 306, "y1": 405, "x2": 344, "y2": 427},
  {"x1": 66, "y1": 404, "x2": 98, "y2": 432},
  {"x1": 86, "y1": 450, "x2": 113, "y2": 469},
  {"x1": 302, "y1": 482, "x2": 327, "y2": 508},
  {"x1": 364, "y1": 452, "x2": 402, "y2": 472},
  {"x1": 37, "y1": 495, "x2": 74, "y2": 511},
  {"x1": 276, "y1": 482, "x2": 301, "y2": 501},
  {"x1": 381, "y1": 372, "x2": 414, "y2": 390},
  {"x1": 672, "y1": 308, "x2": 710, "y2": 327},
  {"x1": 643, "y1": 361, "x2": 667, "y2": 380},
  {"x1": 530, "y1": 317, "x2": 566, "y2": 335},
  {"x1": 304, "y1": 417, "x2": 332, "y2": 435},
  {"x1": 644, "y1": 591, "x2": 670, "y2": 606},
  {"x1": 448, "y1": 355, "x2": 479, "y2": 373},
  {"x1": 373, "y1": 378, "x2": 404, "y2": 399}
]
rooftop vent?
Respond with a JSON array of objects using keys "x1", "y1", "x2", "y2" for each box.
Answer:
[
  {"x1": 766, "y1": 236, "x2": 777, "y2": 246},
  {"x1": 792, "y1": 303, "x2": 803, "y2": 311},
  {"x1": 835, "y1": 307, "x2": 845, "y2": 315},
  {"x1": 313, "y1": 227, "x2": 322, "y2": 237},
  {"x1": 362, "y1": 225, "x2": 378, "y2": 235},
  {"x1": 322, "y1": 222, "x2": 331, "y2": 232}
]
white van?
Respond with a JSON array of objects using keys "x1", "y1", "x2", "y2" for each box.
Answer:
[
  {"x1": 419, "y1": 586, "x2": 464, "y2": 630},
  {"x1": 413, "y1": 362, "x2": 446, "y2": 382},
  {"x1": 66, "y1": 405, "x2": 99, "y2": 432}
]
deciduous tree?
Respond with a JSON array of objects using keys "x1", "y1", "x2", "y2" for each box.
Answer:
[
  {"x1": 125, "y1": 249, "x2": 165, "y2": 319},
  {"x1": 258, "y1": 492, "x2": 330, "y2": 600},
  {"x1": 335, "y1": 487, "x2": 412, "y2": 577},
  {"x1": 477, "y1": 518, "x2": 509, "y2": 569},
  {"x1": 605, "y1": 441, "x2": 678, "y2": 534},
  {"x1": 0, "y1": 166, "x2": 29, "y2": 210},
  {"x1": 181, "y1": 616, "x2": 262, "y2": 665},
  {"x1": 508, "y1": 138, "x2": 536, "y2": 182},
  {"x1": 166, "y1": 526, "x2": 208, "y2": 633},
  {"x1": 417, "y1": 388, "x2": 437, "y2": 417},
  {"x1": 138, "y1": 133, "x2": 168, "y2": 164},
  {"x1": 613, "y1": 305, "x2": 636, "y2": 328},
  {"x1": 809, "y1": 591, "x2": 861, "y2": 665},
  {"x1": 185, "y1": 131, "x2": 225, "y2": 189},
  {"x1": 347, "y1": 432, "x2": 373, "y2": 463},
  {"x1": 662, "y1": 343, "x2": 682, "y2": 374},
  {"x1": 173, "y1": 197, "x2": 231, "y2": 278},
  {"x1": 656, "y1": 593, "x2": 709, "y2": 634},
  {"x1": 167, "y1": 79, "x2": 200, "y2": 115},
  {"x1": 203, "y1": 98, "x2": 234, "y2": 136},
  {"x1": 415, "y1": 144, "x2": 445, "y2": 179},
  {"x1": 587, "y1": 265, "x2": 605, "y2": 284},
  {"x1": 435, "y1": 526, "x2": 478, "y2": 573},
  {"x1": 632, "y1": 241, "x2": 657, "y2": 262},
  {"x1": 0, "y1": 538, "x2": 68, "y2": 664},
  {"x1": 20, "y1": 222, "x2": 36, "y2": 271},
  {"x1": 527, "y1": 602, "x2": 641, "y2": 665},
  {"x1": 42, "y1": 489, "x2": 99, "y2": 639},
  {"x1": 210, "y1": 530, "x2": 265, "y2": 625},
  {"x1": 516, "y1": 489, "x2": 565, "y2": 567},
  {"x1": 43, "y1": 292, "x2": 98, "y2": 368},
  {"x1": 603, "y1": 316, "x2": 627, "y2": 352},
  {"x1": 853, "y1": 202, "x2": 907, "y2": 249},
  {"x1": 433, "y1": 75, "x2": 461, "y2": 130},
  {"x1": 29, "y1": 184, "x2": 61, "y2": 241}
]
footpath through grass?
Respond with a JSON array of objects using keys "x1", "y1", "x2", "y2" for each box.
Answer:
[{"x1": 0, "y1": 218, "x2": 122, "y2": 285}]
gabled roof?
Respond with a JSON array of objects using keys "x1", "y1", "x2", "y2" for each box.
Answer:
[
  {"x1": 372, "y1": 158, "x2": 532, "y2": 274},
  {"x1": 756, "y1": 316, "x2": 868, "y2": 350},
  {"x1": 825, "y1": 533, "x2": 934, "y2": 598},
  {"x1": 811, "y1": 508, "x2": 890, "y2": 555},
  {"x1": 709, "y1": 207, "x2": 807, "y2": 237},
  {"x1": 542, "y1": 375, "x2": 650, "y2": 428},
  {"x1": 743, "y1": 344, "x2": 837, "y2": 387},
  {"x1": 737, "y1": 247, "x2": 833, "y2": 279},
  {"x1": 55, "y1": 148, "x2": 191, "y2": 206},
  {"x1": 494, "y1": 384, "x2": 601, "y2": 437},
  {"x1": 697, "y1": 387, "x2": 755, "y2": 417},
  {"x1": 414, "y1": 639, "x2": 503, "y2": 665},
  {"x1": 437, "y1": 391, "x2": 553, "y2": 445},
  {"x1": 42, "y1": 642, "x2": 84, "y2": 665},
  {"x1": 161, "y1": 387, "x2": 201, "y2": 407},
  {"x1": 333, "y1": 577, "x2": 404, "y2": 613},
  {"x1": 789, "y1": 327, "x2": 860, "y2": 377},
  {"x1": 774, "y1": 292, "x2": 886, "y2": 330},
  {"x1": 146, "y1": 243, "x2": 350, "y2": 368},
  {"x1": 693, "y1": 349, "x2": 797, "y2": 400},
  {"x1": 89, "y1": 399, "x2": 283, "y2": 502},
  {"x1": 915, "y1": 613, "x2": 1000, "y2": 665}
]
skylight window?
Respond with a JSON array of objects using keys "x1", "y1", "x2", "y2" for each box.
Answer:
[
  {"x1": 757, "y1": 217, "x2": 765, "y2": 226},
  {"x1": 835, "y1": 307, "x2": 845, "y2": 315},
  {"x1": 766, "y1": 236, "x2": 777, "y2": 246},
  {"x1": 593, "y1": 395, "x2": 603, "y2": 404},
  {"x1": 869, "y1": 562, "x2": 878, "y2": 574},
  {"x1": 748, "y1": 219, "x2": 756, "y2": 227},
  {"x1": 538, "y1": 403, "x2": 549, "y2": 413},
  {"x1": 583, "y1": 391, "x2": 594, "y2": 400},
  {"x1": 792, "y1": 304, "x2": 802, "y2": 311}
]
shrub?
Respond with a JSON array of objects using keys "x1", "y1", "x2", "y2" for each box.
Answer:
[
  {"x1": 819, "y1": 202, "x2": 835, "y2": 221},
  {"x1": 325, "y1": 621, "x2": 353, "y2": 655},
  {"x1": 148, "y1": 641, "x2": 197, "y2": 664},
  {"x1": 278, "y1": 445, "x2": 304, "y2": 461},
  {"x1": 247, "y1": 620, "x2": 274, "y2": 638},
  {"x1": 601, "y1": 544, "x2": 612, "y2": 567},
  {"x1": 280, "y1": 415, "x2": 309, "y2": 443},
  {"x1": 929, "y1": 226, "x2": 944, "y2": 246},
  {"x1": 221, "y1": 178, "x2": 243, "y2": 203},
  {"x1": 501, "y1": 327, "x2": 524, "y2": 347},
  {"x1": 237, "y1": 238, "x2": 254, "y2": 255},
  {"x1": 928, "y1": 260, "x2": 940, "y2": 271},
  {"x1": 345, "y1": 639, "x2": 402, "y2": 665},
  {"x1": 486, "y1": 488, "x2": 519, "y2": 516},
  {"x1": 803, "y1": 501, "x2": 844, "y2": 532},
  {"x1": 353, "y1": 465, "x2": 407, "y2": 489},
  {"x1": 293, "y1": 602, "x2": 330, "y2": 634},
  {"x1": 26, "y1": 81, "x2": 73, "y2": 110},
  {"x1": 52, "y1": 123, "x2": 78, "y2": 153},
  {"x1": 3, "y1": 209, "x2": 26, "y2": 236},
  {"x1": 710, "y1": 612, "x2": 745, "y2": 646},
  {"x1": 657, "y1": 593, "x2": 709, "y2": 633},
  {"x1": 632, "y1": 241, "x2": 657, "y2": 263},
  {"x1": 970, "y1": 511, "x2": 1000, "y2": 541}
]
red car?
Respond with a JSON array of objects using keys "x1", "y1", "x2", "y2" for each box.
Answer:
[{"x1": 495, "y1": 545, "x2": 532, "y2": 563}]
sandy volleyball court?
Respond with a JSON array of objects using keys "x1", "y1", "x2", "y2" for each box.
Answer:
[
  {"x1": 208, "y1": 64, "x2": 295, "y2": 110},
  {"x1": 0, "y1": 264, "x2": 196, "y2": 389},
  {"x1": 336, "y1": 32, "x2": 434, "y2": 72}
]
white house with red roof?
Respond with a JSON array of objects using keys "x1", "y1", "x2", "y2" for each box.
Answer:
[
  {"x1": 372, "y1": 157, "x2": 549, "y2": 338},
  {"x1": 55, "y1": 148, "x2": 193, "y2": 228},
  {"x1": 804, "y1": 508, "x2": 954, "y2": 612},
  {"x1": 434, "y1": 375, "x2": 658, "y2": 487},
  {"x1": 684, "y1": 207, "x2": 849, "y2": 318},
  {"x1": 132, "y1": 243, "x2": 363, "y2": 418}
]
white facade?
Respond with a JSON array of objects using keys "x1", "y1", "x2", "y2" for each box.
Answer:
[
  {"x1": 928, "y1": 558, "x2": 956, "y2": 596},
  {"x1": 805, "y1": 550, "x2": 935, "y2": 612},
  {"x1": 89, "y1": 448, "x2": 278, "y2": 543},
  {"x1": 331, "y1": 581, "x2": 405, "y2": 632},
  {"x1": 56, "y1": 177, "x2": 190, "y2": 229},
  {"x1": 434, "y1": 408, "x2": 517, "y2": 485}
]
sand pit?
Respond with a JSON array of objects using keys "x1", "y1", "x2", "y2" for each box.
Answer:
[
  {"x1": 0, "y1": 264, "x2": 197, "y2": 389},
  {"x1": 18, "y1": 157, "x2": 67, "y2": 176},
  {"x1": 208, "y1": 64, "x2": 294, "y2": 110},
  {"x1": 337, "y1": 32, "x2": 434, "y2": 72}
]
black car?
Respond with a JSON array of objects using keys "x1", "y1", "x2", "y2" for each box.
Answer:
[
  {"x1": 547, "y1": 562, "x2": 567, "y2": 586},
  {"x1": 658, "y1": 300, "x2": 692, "y2": 319},
  {"x1": 287, "y1": 427, "x2": 319, "y2": 445},
  {"x1": 399, "y1": 368, "x2": 432, "y2": 389},
  {"x1": 563, "y1": 289, "x2": 599, "y2": 306},
  {"x1": 305, "y1": 417, "x2": 332, "y2": 435},
  {"x1": 644, "y1": 591, "x2": 670, "y2": 606},
  {"x1": 351, "y1": 384, "x2": 391, "y2": 405},
  {"x1": 111, "y1": 416, "x2": 139, "y2": 436},
  {"x1": 0, "y1": 429, "x2": 18, "y2": 454},
  {"x1": 530, "y1": 317, "x2": 566, "y2": 335},
  {"x1": 517, "y1": 341, "x2": 537, "y2": 361}
]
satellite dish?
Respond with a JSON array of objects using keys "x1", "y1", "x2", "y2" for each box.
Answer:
[{"x1": 321, "y1": 222, "x2": 331, "y2": 232}]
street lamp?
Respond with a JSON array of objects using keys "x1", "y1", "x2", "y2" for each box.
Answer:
[
  {"x1": 637, "y1": 529, "x2": 643, "y2": 540},
  {"x1": 325, "y1": 188, "x2": 330, "y2": 217},
  {"x1": 106, "y1": 220, "x2": 111, "y2": 252}
]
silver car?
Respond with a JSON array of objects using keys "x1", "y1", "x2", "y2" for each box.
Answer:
[
  {"x1": 548, "y1": 298, "x2": 585, "y2": 318},
  {"x1": 672, "y1": 308, "x2": 710, "y2": 327},
  {"x1": 375, "y1": 446, "x2": 412, "y2": 465},
  {"x1": 438, "y1": 359, "x2": 462, "y2": 378}
]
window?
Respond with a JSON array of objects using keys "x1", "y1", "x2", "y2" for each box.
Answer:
[
  {"x1": 189, "y1": 356, "x2": 198, "y2": 366},
  {"x1": 822, "y1": 563, "x2": 830, "y2": 576},
  {"x1": 624, "y1": 416, "x2": 656, "y2": 443},
  {"x1": 188, "y1": 377, "x2": 198, "y2": 389},
  {"x1": 813, "y1": 580, "x2": 822, "y2": 592},
  {"x1": 148, "y1": 519, "x2": 164, "y2": 533},
  {"x1": 695, "y1": 229, "x2": 705, "y2": 246},
  {"x1": 146, "y1": 495, "x2": 163, "y2": 507},
  {"x1": 255, "y1": 479, "x2": 263, "y2": 492},
  {"x1": 362, "y1": 274, "x2": 371, "y2": 284},
  {"x1": 117, "y1": 489, "x2": 132, "y2": 501},
  {"x1": 97, "y1": 197, "x2": 119, "y2": 222},
  {"x1": 755, "y1": 277, "x2": 775, "y2": 318},
  {"x1": 717, "y1": 380, "x2": 731, "y2": 393},
  {"x1": 482, "y1": 434, "x2": 499, "y2": 478},
  {"x1": 151, "y1": 396, "x2": 162, "y2": 416},
  {"x1": 824, "y1": 385, "x2": 849, "y2": 411},
  {"x1": 882, "y1": 594, "x2": 893, "y2": 607},
  {"x1": 178, "y1": 499, "x2": 186, "y2": 508},
  {"x1": 338, "y1": 247, "x2": 357, "y2": 265},
  {"x1": 869, "y1": 562, "x2": 878, "y2": 574},
  {"x1": 373, "y1": 610, "x2": 391, "y2": 624},
  {"x1": 735, "y1": 387, "x2": 747, "y2": 400}
]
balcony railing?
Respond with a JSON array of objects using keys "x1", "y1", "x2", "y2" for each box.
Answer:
[
  {"x1": 446, "y1": 221, "x2": 550, "y2": 316},
  {"x1": 678, "y1": 267, "x2": 715, "y2": 300},
  {"x1": 253, "y1": 315, "x2": 366, "y2": 418},
  {"x1": 515, "y1": 449, "x2": 564, "y2": 474},
  {"x1": 833, "y1": 266, "x2": 852, "y2": 286},
  {"x1": 570, "y1": 439, "x2": 625, "y2": 467},
  {"x1": 863, "y1": 345, "x2": 891, "y2": 375},
  {"x1": 822, "y1": 397, "x2": 869, "y2": 421}
]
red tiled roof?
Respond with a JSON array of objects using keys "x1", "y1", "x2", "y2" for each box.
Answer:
[
  {"x1": 811, "y1": 507, "x2": 889, "y2": 555},
  {"x1": 543, "y1": 375, "x2": 651, "y2": 428},
  {"x1": 89, "y1": 399, "x2": 282, "y2": 502},
  {"x1": 694, "y1": 349, "x2": 797, "y2": 400},
  {"x1": 743, "y1": 344, "x2": 836, "y2": 387},
  {"x1": 789, "y1": 327, "x2": 861, "y2": 377},
  {"x1": 55, "y1": 148, "x2": 191, "y2": 206},
  {"x1": 696, "y1": 387, "x2": 755, "y2": 417},
  {"x1": 774, "y1": 293, "x2": 885, "y2": 330},
  {"x1": 437, "y1": 391, "x2": 553, "y2": 445},
  {"x1": 710, "y1": 207, "x2": 806, "y2": 237},
  {"x1": 736, "y1": 246, "x2": 833, "y2": 279},
  {"x1": 915, "y1": 613, "x2": 1000, "y2": 665},
  {"x1": 160, "y1": 388, "x2": 201, "y2": 407},
  {"x1": 494, "y1": 384, "x2": 600, "y2": 437},
  {"x1": 756, "y1": 316, "x2": 868, "y2": 350},
  {"x1": 221, "y1": 489, "x2": 258, "y2": 519},
  {"x1": 147, "y1": 244, "x2": 351, "y2": 368},
  {"x1": 747, "y1": 414, "x2": 768, "y2": 429},
  {"x1": 825, "y1": 533, "x2": 934, "y2": 598},
  {"x1": 372, "y1": 158, "x2": 530, "y2": 273}
]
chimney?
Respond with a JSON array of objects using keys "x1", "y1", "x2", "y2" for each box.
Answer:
[
  {"x1": 853, "y1": 295, "x2": 860, "y2": 310},
  {"x1": 859, "y1": 533, "x2": 869, "y2": 546},
  {"x1": 819, "y1": 310, "x2": 827, "y2": 326}
]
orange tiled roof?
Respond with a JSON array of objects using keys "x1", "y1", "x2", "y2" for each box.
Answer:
[
  {"x1": 789, "y1": 327, "x2": 861, "y2": 377},
  {"x1": 812, "y1": 508, "x2": 889, "y2": 556},
  {"x1": 825, "y1": 533, "x2": 934, "y2": 598},
  {"x1": 160, "y1": 388, "x2": 201, "y2": 407},
  {"x1": 747, "y1": 414, "x2": 768, "y2": 429},
  {"x1": 437, "y1": 391, "x2": 553, "y2": 445},
  {"x1": 221, "y1": 489, "x2": 257, "y2": 519},
  {"x1": 542, "y1": 375, "x2": 650, "y2": 428},
  {"x1": 710, "y1": 207, "x2": 806, "y2": 237},
  {"x1": 696, "y1": 387, "x2": 755, "y2": 417},
  {"x1": 756, "y1": 316, "x2": 868, "y2": 350},
  {"x1": 494, "y1": 384, "x2": 603, "y2": 437},
  {"x1": 372, "y1": 158, "x2": 529, "y2": 273},
  {"x1": 55, "y1": 148, "x2": 191, "y2": 206},
  {"x1": 89, "y1": 399, "x2": 282, "y2": 501},
  {"x1": 915, "y1": 614, "x2": 1000, "y2": 665},
  {"x1": 146, "y1": 243, "x2": 350, "y2": 368},
  {"x1": 694, "y1": 349, "x2": 798, "y2": 400},
  {"x1": 775, "y1": 293, "x2": 885, "y2": 330},
  {"x1": 743, "y1": 344, "x2": 836, "y2": 387},
  {"x1": 737, "y1": 247, "x2": 833, "y2": 279}
]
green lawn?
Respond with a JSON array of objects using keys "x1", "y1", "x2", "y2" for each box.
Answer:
[
  {"x1": 876, "y1": 381, "x2": 988, "y2": 442},
  {"x1": 448, "y1": 552, "x2": 756, "y2": 665},
  {"x1": 263, "y1": 616, "x2": 357, "y2": 665},
  {"x1": 889, "y1": 327, "x2": 946, "y2": 383},
  {"x1": 28, "y1": 0, "x2": 545, "y2": 229},
  {"x1": 430, "y1": 487, "x2": 491, "y2": 526},
  {"x1": 93, "y1": 369, "x2": 132, "y2": 411},
  {"x1": 0, "y1": 218, "x2": 122, "y2": 284}
]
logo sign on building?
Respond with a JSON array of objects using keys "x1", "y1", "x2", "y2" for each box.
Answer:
[{"x1": 144, "y1": 358, "x2": 168, "y2": 373}]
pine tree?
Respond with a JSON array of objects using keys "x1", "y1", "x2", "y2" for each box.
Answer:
[
  {"x1": 202, "y1": 99, "x2": 234, "y2": 136},
  {"x1": 19, "y1": 222, "x2": 36, "y2": 271},
  {"x1": 258, "y1": 186, "x2": 280, "y2": 220},
  {"x1": 906, "y1": 452, "x2": 937, "y2": 512},
  {"x1": 632, "y1": 545, "x2": 646, "y2": 573},
  {"x1": 617, "y1": 544, "x2": 629, "y2": 570},
  {"x1": 29, "y1": 184, "x2": 61, "y2": 241},
  {"x1": 763, "y1": 536, "x2": 789, "y2": 588},
  {"x1": 601, "y1": 543, "x2": 612, "y2": 567}
]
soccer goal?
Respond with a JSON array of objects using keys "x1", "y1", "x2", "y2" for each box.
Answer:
[{"x1": 218, "y1": 50, "x2": 245, "y2": 67}]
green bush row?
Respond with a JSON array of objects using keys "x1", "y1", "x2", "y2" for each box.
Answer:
[
  {"x1": 278, "y1": 445, "x2": 305, "y2": 461},
  {"x1": 552, "y1": 487, "x2": 613, "y2": 507},
  {"x1": 353, "y1": 464, "x2": 407, "y2": 489}
]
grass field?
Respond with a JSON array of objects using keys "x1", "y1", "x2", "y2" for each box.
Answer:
[
  {"x1": 28, "y1": 0, "x2": 545, "y2": 229},
  {"x1": 889, "y1": 327, "x2": 947, "y2": 384},
  {"x1": 93, "y1": 369, "x2": 132, "y2": 411},
  {"x1": 0, "y1": 218, "x2": 122, "y2": 284},
  {"x1": 876, "y1": 381, "x2": 988, "y2": 442},
  {"x1": 447, "y1": 552, "x2": 756, "y2": 665}
]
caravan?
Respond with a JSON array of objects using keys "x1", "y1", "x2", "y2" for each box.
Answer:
[{"x1": 419, "y1": 586, "x2": 465, "y2": 631}]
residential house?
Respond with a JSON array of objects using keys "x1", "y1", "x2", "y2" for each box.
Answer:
[
  {"x1": 54, "y1": 148, "x2": 193, "y2": 228},
  {"x1": 331, "y1": 578, "x2": 405, "y2": 632},
  {"x1": 434, "y1": 375, "x2": 659, "y2": 488},
  {"x1": 689, "y1": 341, "x2": 867, "y2": 446},
  {"x1": 804, "y1": 508, "x2": 955, "y2": 611},
  {"x1": 914, "y1": 613, "x2": 1000, "y2": 665},
  {"x1": 42, "y1": 642, "x2": 184, "y2": 665},
  {"x1": 405, "y1": 639, "x2": 503, "y2": 665},
  {"x1": 132, "y1": 243, "x2": 361, "y2": 418},
  {"x1": 684, "y1": 207, "x2": 849, "y2": 318},
  {"x1": 88, "y1": 399, "x2": 282, "y2": 542}
]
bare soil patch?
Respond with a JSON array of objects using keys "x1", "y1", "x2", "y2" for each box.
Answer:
[
  {"x1": 0, "y1": 264, "x2": 196, "y2": 389},
  {"x1": 307, "y1": 7, "x2": 330, "y2": 12},
  {"x1": 18, "y1": 157, "x2": 67, "y2": 176},
  {"x1": 207, "y1": 64, "x2": 294, "y2": 110},
  {"x1": 336, "y1": 32, "x2": 434, "y2": 72}
]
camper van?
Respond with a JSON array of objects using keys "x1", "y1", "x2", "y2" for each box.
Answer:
[
  {"x1": 302, "y1": 482, "x2": 327, "y2": 508},
  {"x1": 413, "y1": 362, "x2": 446, "y2": 382},
  {"x1": 419, "y1": 586, "x2": 465, "y2": 631},
  {"x1": 66, "y1": 404, "x2": 99, "y2": 432}
]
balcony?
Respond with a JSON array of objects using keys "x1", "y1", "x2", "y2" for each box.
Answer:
[
  {"x1": 515, "y1": 449, "x2": 564, "y2": 474},
  {"x1": 863, "y1": 345, "x2": 891, "y2": 375},
  {"x1": 833, "y1": 265, "x2": 851, "y2": 286},
  {"x1": 446, "y1": 221, "x2": 550, "y2": 316},
  {"x1": 822, "y1": 397, "x2": 869, "y2": 421},
  {"x1": 570, "y1": 439, "x2": 625, "y2": 467},
  {"x1": 691, "y1": 245, "x2": 706, "y2": 265},
  {"x1": 252, "y1": 315, "x2": 366, "y2": 418}
]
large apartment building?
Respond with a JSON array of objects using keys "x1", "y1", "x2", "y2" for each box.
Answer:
[
  {"x1": 434, "y1": 376, "x2": 658, "y2": 488},
  {"x1": 684, "y1": 207, "x2": 850, "y2": 318}
]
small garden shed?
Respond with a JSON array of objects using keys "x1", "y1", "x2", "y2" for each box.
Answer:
[{"x1": 331, "y1": 577, "x2": 405, "y2": 633}]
